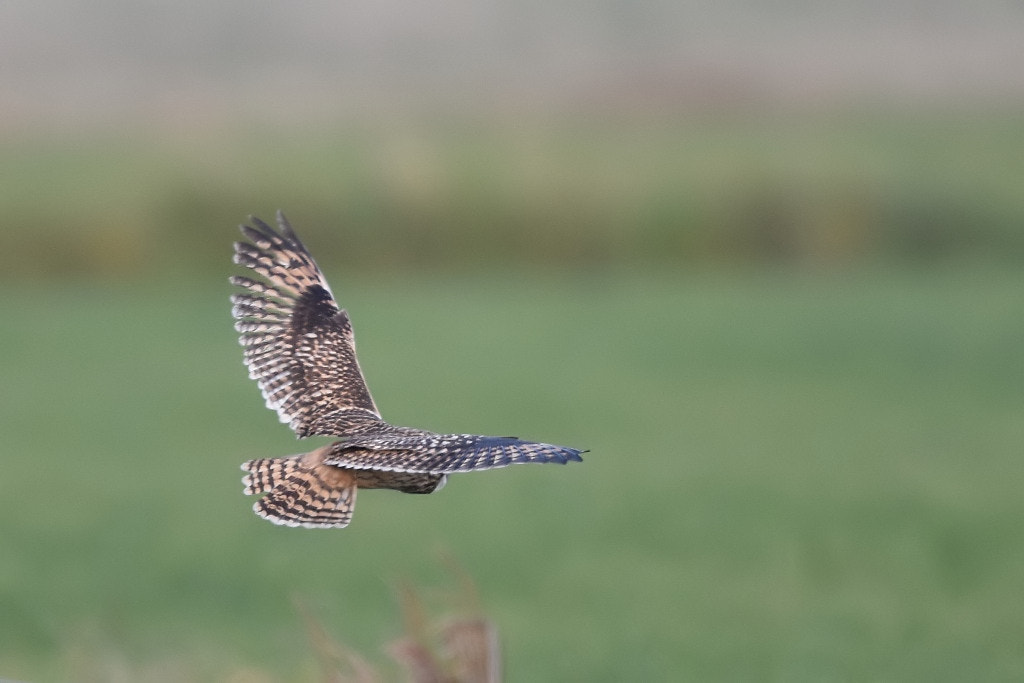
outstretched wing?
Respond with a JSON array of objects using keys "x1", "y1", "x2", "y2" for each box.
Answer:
[
  {"x1": 324, "y1": 431, "x2": 585, "y2": 474},
  {"x1": 231, "y1": 212, "x2": 382, "y2": 437}
]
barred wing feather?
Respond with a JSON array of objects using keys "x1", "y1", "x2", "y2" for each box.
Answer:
[
  {"x1": 325, "y1": 433, "x2": 585, "y2": 474},
  {"x1": 231, "y1": 212, "x2": 382, "y2": 437}
]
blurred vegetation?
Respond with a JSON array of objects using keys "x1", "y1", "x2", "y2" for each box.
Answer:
[
  {"x1": 3, "y1": 109, "x2": 1024, "y2": 680},
  {"x1": 2, "y1": 110, "x2": 1024, "y2": 280},
  {"x1": 2, "y1": 265, "x2": 1024, "y2": 680}
]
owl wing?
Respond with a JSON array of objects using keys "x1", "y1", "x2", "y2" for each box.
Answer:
[
  {"x1": 323, "y1": 430, "x2": 585, "y2": 474},
  {"x1": 231, "y1": 212, "x2": 383, "y2": 438}
]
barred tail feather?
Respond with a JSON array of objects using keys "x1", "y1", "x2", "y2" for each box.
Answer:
[
  {"x1": 240, "y1": 454, "x2": 357, "y2": 529},
  {"x1": 241, "y1": 456, "x2": 294, "y2": 494}
]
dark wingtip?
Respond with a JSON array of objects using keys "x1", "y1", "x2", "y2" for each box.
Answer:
[
  {"x1": 275, "y1": 210, "x2": 306, "y2": 247},
  {"x1": 546, "y1": 445, "x2": 585, "y2": 464},
  {"x1": 561, "y1": 447, "x2": 585, "y2": 463},
  {"x1": 236, "y1": 211, "x2": 309, "y2": 254},
  {"x1": 249, "y1": 214, "x2": 275, "y2": 235}
]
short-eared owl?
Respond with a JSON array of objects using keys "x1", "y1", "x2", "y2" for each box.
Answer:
[{"x1": 231, "y1": 212, "x2": 583, "y2": 528}]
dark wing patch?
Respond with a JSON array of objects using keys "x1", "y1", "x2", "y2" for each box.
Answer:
[
  {"x1": 324, "y1": 431, "x2": 585, "y2": 474},
  {"x1": 231, "y1": 212, "x2": 382, "y2": 437}
]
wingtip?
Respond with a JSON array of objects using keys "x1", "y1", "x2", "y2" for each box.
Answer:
[
  {"x1": 275, "y1": 210, "x2": 304, "y2": 246},
  {"x1": 557, "y1": 447, "x2": 585, "y2": 464},
  {"x1": 236, "y1": 210, "x2": 306, "y2": 251}
]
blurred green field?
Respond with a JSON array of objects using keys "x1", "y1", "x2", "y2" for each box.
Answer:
[
  {"x1": 2, "y1": 263, "x2": 1023, "y2": 681},
  {"x1": 3, "y1": 111, "x2": 1024, "y2": 280}
]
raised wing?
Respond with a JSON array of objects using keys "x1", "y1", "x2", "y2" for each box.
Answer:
[
  {"x1": 324, "y1": 430, "x2": 585, "y2": 474},
  {"x1": 231, "y1": 212, "x2": 382, "y2": 437}
]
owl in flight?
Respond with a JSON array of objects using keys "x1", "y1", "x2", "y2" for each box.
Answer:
[{"x1": 231, "y1": 212, "x2": 583, "y2": 528}]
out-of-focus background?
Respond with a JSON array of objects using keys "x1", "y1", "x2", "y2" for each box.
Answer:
[{"x1": 3, "y1": 1, "x2": 1024, "y2": 680}]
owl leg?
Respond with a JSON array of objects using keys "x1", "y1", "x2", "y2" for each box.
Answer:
[{"x1": 241, "y1": 451, "x2": 357, "y2": 528}]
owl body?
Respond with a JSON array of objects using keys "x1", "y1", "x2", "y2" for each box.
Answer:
[{"x1": 231, "y1": 213, "x2": 582, "y2": 528}]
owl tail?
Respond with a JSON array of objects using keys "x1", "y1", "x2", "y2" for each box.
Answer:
[{"x1": 241, "y1": 452, "x2": 357, "y2": 528}]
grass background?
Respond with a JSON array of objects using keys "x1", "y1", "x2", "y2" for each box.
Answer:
[
  {"x1": 2, "y1": 251, "x2": 1024, "y2": 679},
  {"x1": 5, "y1": 4, "x2": 1024, "y2": 679}
]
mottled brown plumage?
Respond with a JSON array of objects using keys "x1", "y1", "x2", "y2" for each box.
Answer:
[{"x1": 232, "y1": 212, "x2": 583, "y2": 528}]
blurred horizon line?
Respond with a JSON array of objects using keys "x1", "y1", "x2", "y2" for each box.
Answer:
[{"x1": 3, "y1": 0, "x2": 1024, "y2": 130}]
